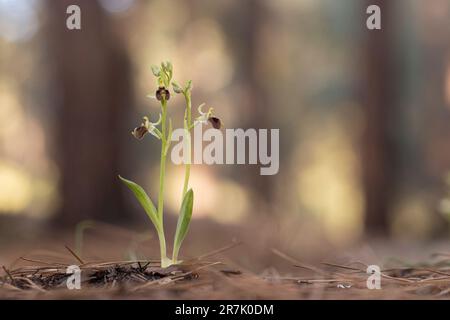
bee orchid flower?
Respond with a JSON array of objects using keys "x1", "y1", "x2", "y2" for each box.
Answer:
[
  {"x1": 131, "y1": 114, "x2": 162, "y2": 140},
  {"x1": 194, "y1": 103, "x2": 222, "y2": 129}
]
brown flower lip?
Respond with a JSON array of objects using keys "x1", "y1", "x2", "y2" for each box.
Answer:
[
  {"x1": 132, "y1": 125, "x2": 148, "y2": 140},
  {"x1": 156, "y1": 86, "x2": 170, "y2": 101},
  {"x1": 208, "y1": 117, "x2": 222, "y2": 129}
]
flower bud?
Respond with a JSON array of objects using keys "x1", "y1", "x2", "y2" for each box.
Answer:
[
  {"x1": 151, "y1": 65, "x2": 161, "y2": 77},
  {"x1": 172, "y1": 82, "x2": 183, "y2": 94}
]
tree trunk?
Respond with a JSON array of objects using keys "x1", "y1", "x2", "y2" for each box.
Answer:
[
  {"x1": 221, "y1": 0, "x2": 274, "y2": 211},
  {"x1": 46, "y1": 0, "x2": 132, "y2": 225},
  {"x1": 361, "y1": 0, "x2": 397, "y2": 235}
]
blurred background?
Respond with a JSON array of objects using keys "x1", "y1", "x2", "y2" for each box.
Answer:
[{"x1": 1, "y1": 0, "x2": 450, "y2": 270}]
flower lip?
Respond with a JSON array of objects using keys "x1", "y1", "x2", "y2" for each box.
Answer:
[
  {"x1": 208, "y1": 117, "x2": 222, "y2": 129},
  {"x1": 132, "y1": 125, "x2": 149, "y2": 140},
  {"x1": 156, "y1": 86, "x2": 170, "y2": 101}
]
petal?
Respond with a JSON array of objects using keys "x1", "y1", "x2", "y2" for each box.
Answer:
[
  {"x1": 152, "y1": 113, "x2": 162, "y2": 126},
  {"x1": 149, "y1": 129, "x2": 161, "y2": 139},
  {"x1": 197, "y1": 103, "x2": 206, "y2": 115}
]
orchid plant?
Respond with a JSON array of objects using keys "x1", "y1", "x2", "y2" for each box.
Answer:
[{"x1": 119, "y1": 62, "x2": 221, "y2": 268}]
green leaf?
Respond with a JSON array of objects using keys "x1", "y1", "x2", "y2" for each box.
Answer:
[
  {"x1": 119, "y1": 175, "x2": 161, "y2": 232},
  {"x1": 173, "y1": 189, "x2": 194, "y2": 259}
]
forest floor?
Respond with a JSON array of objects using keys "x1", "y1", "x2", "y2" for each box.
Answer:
[
  {"x1": 1, "y1": 242, "x2": 450, "y2": 299},
  {"x1": 1, "y1": 220, "x2": 450, "y2": 299}
]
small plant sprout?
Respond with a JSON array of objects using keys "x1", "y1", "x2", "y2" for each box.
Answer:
[
  {"x1": 439, "y1": 172, "x2": 450, "y2": 225},
  {"x1": 74, "y1": 220, "x2": 95, "y2": 258},
  {"x1": 119, "y1": 62, "x2": 221, "y2": 268}
]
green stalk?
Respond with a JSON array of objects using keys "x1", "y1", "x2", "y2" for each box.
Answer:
[
  {"x1": 157, "y1": 98, "x2": 168, "y2": 266},
  {"x1": 158, "y1": 99, "x2": 168, "y2": 220},
  {"x1": 157, "y1": 226, "x2": 169, "y2": 267},
  {"x1": 173, "y1": 92, "x2": 192, "y2": 263},
  {"x1": 172, "y1": 244, "x2": 180, "y2": 265},
  {"x1": 181, "y1": 93, "x2": 192, "y2": 197}
]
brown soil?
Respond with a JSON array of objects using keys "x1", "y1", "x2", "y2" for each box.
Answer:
[{"x1": 2, "y1": 245, "x2": 450, "y2": 299}]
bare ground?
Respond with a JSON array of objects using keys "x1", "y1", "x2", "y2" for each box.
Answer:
[
  {"x1": 2, "y1": 243, "x2": 450, "y2": 299},
  {"x1": 1, "y1": 219, "x2": 450, "y2": 299}
]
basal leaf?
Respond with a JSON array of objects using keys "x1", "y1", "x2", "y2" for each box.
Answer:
[
  {"x1": 119, "y1": 175, "x2": 160, "y2": 232},
  {"x1": 173, "y1": 189, "x2": 194, "y2": 259}
]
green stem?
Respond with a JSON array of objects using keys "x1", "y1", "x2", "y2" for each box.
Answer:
[
  {"x1": 173, "y1": 92, "x2": 192, "y2": 263},
  {"x1": 181, "y1": 93, "x2": 192, "y2": 197},
  {"x1": 157, "y1": 99, "x2": 168, "y2": 265},
  {"x1": 158, "y1": 100, "x2": 168, "y2": 220},
  {"x1": 172, "y1": 245, "x2": 180, "y2": 265},
  {"x1": 157, "y1": 227, "x2": 169, "y2": 267}
]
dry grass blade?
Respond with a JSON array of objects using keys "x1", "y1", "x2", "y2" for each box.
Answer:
[
  {"x1": 2, "y1": 266, "x2": 15, "y2": 284},
  {"x1": 20, "y1": 257, "x2": 68, "y2": 267},
  {"x1": 64, "y1": 245, "x2": 85, "y2": 264},
  {"x1": 322, "y1": 261, "x2": 415, "y2": 284},
  {"x1": 184, "y1": 241, "x2": 242, "y2": 264},
  {"x1": 80, "y1": 260, "x2": 160, "y2": 268},
  {"x1": 321, "y1": 262, "x2": 363, "y2": 273},
  {"x1": 272, "y1": 248, "x2": 328, "y2": 276}
]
